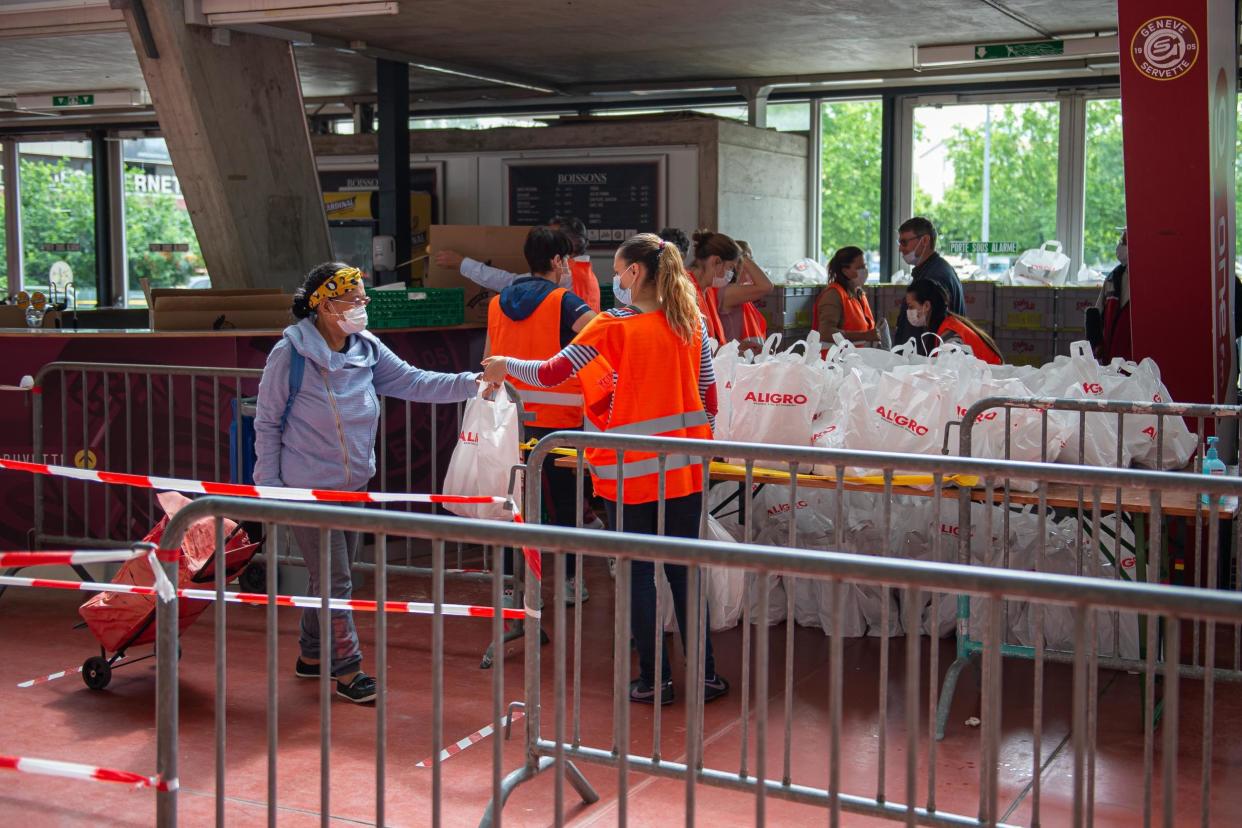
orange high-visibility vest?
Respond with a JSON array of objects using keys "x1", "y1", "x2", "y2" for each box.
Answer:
[
  {"x1": 573, "y1": 310, "x2": 712, "y2": 504},
  {"x1": 938, "y1": 315, "x2": 1002, "y2": 365},
  {"x1": 695, "y1": 281, "x2": 726, "y2": 345},
  {"x1": 706, "y1": 286, "x2": 767, "y2": 347},
  {"x1": 812, "y1": 280, "x2": 874, "y2": 333},
  {"x1": 487, "y1": 288, "x2": 585, "y2": 428},
  {"x1": 569, "y1": 258, "x2": 601, "y2": 313}
]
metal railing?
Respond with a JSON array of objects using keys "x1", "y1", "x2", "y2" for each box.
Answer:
[{"x1": 489, "y1": 431, "x2": 1242, "y2": 828}]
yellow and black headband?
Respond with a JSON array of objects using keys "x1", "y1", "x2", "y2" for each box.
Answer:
[{"x1": 308, "y1": 267, "x2": 364, "y2": 310}]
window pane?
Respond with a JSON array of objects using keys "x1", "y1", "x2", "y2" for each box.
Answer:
[
  {"x1": 821, "y1": 100, "x2": 882, "y2": 275},
  {"x1": 1083, "y1": 99, "x2": 1126, "y2": 278},
  {"x1": 19, "y1": 140, "x2": 96, "y2": 307},
  {"x1": 123, "y1": 137, "x2": 204, "y2": 307},
  {"x1": 912, "y1": 102, "x2": 1060, "y2": 278}
]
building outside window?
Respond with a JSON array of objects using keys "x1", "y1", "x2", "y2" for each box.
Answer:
[{"x1": 122, "y1": 137, "x2": 205, "y2": 307}]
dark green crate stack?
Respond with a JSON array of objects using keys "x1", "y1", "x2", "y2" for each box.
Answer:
[{"x1": 366, "y1": 287, "x2": 465, "y2": 329}]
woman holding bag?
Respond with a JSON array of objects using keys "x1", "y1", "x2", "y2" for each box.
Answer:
[
  {"x1": 254, "y1": 262, "x2": 484, "y2": 704},
  {"x1": 481, "y1": 233, "x2": 729, "y2": 706}
]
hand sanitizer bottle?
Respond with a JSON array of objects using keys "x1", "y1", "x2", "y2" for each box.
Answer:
[{"x1": 1201, "y1": 436, "x2": 1226, "y2": 506}]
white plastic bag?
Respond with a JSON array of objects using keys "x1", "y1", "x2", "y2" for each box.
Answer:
[
  {"x1": 781, "y1": 258, "x2": 828, "y2": 285},
  {"x1": 711, "y1": 340, "x2": 743, "y2": 443},
  {"x1": 728, "y1": 334, "x2": 823, "y2": 459},
  {"x1": 441, "y1": 385, "x2": 519, "y2": 521},
  {"x1": 658, "y1": 515, "x2": 747, "y2": 633},
  {"x1": 1122, "y1": 359, "x2": 1199, "y2": 469},
  {"x1": 1011, "y1": 241, "x2": 1071, "y2": 286}
]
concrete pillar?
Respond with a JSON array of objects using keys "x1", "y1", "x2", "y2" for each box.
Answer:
[
  {"x1": 1118, "y1": 1, "x2": 1237, "y2": 405},
  {"x1": 376, "y1": 59, "x2": 410, "y2": 285},
  {"x1": 117, "y1": 0, "x2": 330, "y2": 291}
]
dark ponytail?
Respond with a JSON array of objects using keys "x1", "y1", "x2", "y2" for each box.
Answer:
[{"x1": 291, "y1": 261, "x2": 351, "y2": 319}]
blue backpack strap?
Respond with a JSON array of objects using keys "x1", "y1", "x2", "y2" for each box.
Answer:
[{"x1": 279, "y1": 348, "x2": 305, "y2": 431}]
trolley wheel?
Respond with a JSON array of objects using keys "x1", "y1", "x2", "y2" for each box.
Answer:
[
  {"x1": 82, "y1": 656, "x2": 112, "y2": 690},
  {"x1": 238, "y1": 562, "x2": 272, "y2": 595}
]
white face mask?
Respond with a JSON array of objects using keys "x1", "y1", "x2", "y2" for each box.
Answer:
[
  {"x1": 901, "y1": 236, "x2": 925, "y2": 267},
  {"x1": 557, "y1": 257, "x2": 574, "y2": 288},
  {"x1": 905, "y1": 307, "x2": 928, "y2": 328},
  {"x1": 852, "y1": 267, "x2": 868, "y2": 285},
  {"x1": 712, "y1": 268, "x2": 733, "y2": 289},
  {"x1": 338, "y1": 306, "x2": 368, "y2": 335},
  {"x1": 612, "y1": 268, "x2": 634, "y2": 306},
  {"x1": 1115, "y1": 244, "x2": 1128, "y2": 267}
]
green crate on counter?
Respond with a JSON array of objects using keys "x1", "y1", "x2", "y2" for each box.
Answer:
[{"x1": 366, "y1": 287, "x2": 464, "y2": 329}]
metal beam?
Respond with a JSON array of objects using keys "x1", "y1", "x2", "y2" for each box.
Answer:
[
  {"x1": 740, "y1": 83, "x2": 773, "y2": 128},
  {"x1": 806, "y1": 99, "x2": 822, "y2": 261},
  {"x1": 3, "y1": 141, "x2": 22, "y2": 297},
  {"x1": 90, "y1": 130, "x2": 115, "y2": 307},
  {"x1": 376, "y1": 58, "x2": 410, "y2": 285},
  {"x1": 974, "y1": 0, "x2": 1055, "y2": 39}
]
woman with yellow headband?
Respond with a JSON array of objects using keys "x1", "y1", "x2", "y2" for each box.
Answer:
[{"x1": 253, "y1": 261, "x2": 486, "y2": 704}]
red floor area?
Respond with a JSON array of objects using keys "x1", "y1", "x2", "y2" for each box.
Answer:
[{"x1": 2, "y1": 557, "x2": 1240, "y2": 826}]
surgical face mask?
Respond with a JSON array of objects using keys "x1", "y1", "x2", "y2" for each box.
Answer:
[
  {"x1": 1116, "y1": 244, "x2": 1128, "y2": 267},
  {"x1": 712, "y1": 268, "x2": 733, "y2": 289},
  {"x1": 852, "y1": 267, "x2": 868, "y2": 286},
  {"x1": 905, "y1": 307, "x2": 928, "y2": 328},
  {"x1": 612, "y1": 271, "x2": 633, "y2": 307},
  {"x1": 338, "y1": 305, "x2": 368, "y2": 335},
  {"x1": 901, "y1": 235, "x2": 925, "y2": 266},
  {"x1": 557, "y1": 257, "x2": 574, "y2": 288}
]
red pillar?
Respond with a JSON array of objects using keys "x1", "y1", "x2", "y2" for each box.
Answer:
[{"x1": 1118, "y1": 1, "x2": 1237, "y2": 405}]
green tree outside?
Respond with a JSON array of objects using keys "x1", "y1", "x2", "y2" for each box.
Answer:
[{"x1": 820, "y1": 100, "x2": 883, "y2": 262}]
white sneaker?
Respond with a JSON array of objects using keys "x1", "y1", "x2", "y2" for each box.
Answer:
[
  {"x1": 583, "y1": 516, "x2": 605, "y2": 531},
  {"x1": 607, "y1": 558, "x2": 617, "y2": 579},
  {"x1": 565, "y1": 576, "x2": 589, "y2": 605}
]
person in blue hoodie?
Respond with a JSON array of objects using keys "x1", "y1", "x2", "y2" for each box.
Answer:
[
  {"x1": 485, "y1": 227, "x2": 596, "y2": 603},
  {"x1": 253, "y1": 263, "x2": 483, "y2": 704}
]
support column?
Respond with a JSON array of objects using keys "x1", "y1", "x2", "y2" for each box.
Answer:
[
  {"x1": 3, "y1": 141, "x2": 21, "y2": 296},
  {"x1": 741, "y1": 84, "x2": 773, "y2": 129},
  {"x1": 90, "y1": 130, "x2": 114, "y2": 308},
  {"x1": 1118, "y1": 1, "x2": 1237, "y2": 404},
  {"x1": 117, "y1": 0, "x2": 330, "y2": 291},
  {"x1": 376, "y1": 59, "x2": 410, "y2": 285}
]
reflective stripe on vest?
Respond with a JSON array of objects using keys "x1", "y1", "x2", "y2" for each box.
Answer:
[
  {"x1": 588, "y1": 453, "x2": 696, "y2": 481},
  {"x1": 584, "y1": 410, "x2": 709, "y2": 436},
  {"x1": 520, "y1": 389, "x2": 585, "y2": 406}
]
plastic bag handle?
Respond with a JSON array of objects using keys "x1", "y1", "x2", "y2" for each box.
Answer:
[{"x1": 1042, "y1": 240, "x2": 1064, "y2": 254}]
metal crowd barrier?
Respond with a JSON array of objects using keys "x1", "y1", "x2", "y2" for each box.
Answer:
[
  {"x1": 485, "y1": 432, "x2": 1242, "y2": 828},
  {"x1": 23, "y1": 360, "x2": 493, "y2": 579},
  {"x1": 938, "y1": 397, "x2": 1242, "y2": 739}
]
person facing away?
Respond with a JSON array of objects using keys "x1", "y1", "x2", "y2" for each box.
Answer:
[
  {"x1": 686, "y1": 230, "x2": 771, "y2": 351},
  {"x1": 1085, "y1": 228, "x2": 1132, "y2": 364},
  {"x1": 253, "y1": 262, "x2": 484, "y2": 703},
  {"x1": 432, "y1": 214, "x2": 601, "y2": 312},
  {"x1": 483, "y1": 226, "x2": 596, "y2": 603},
  {"x1": 815, "y1": 245, "x2": 878, "y2": 350},
  {"x1": 480, "y1": 233, "x2": 730, "y2": 707},
  {"x1": 892, "y1": 216, "x2": 965, "y2": 348},
  {"x1": 662, "y1": 226, "x2": 722, "y2": 341},
  {"x1": 904, "y1": 277, "x2": 1002, "y2": 364}
]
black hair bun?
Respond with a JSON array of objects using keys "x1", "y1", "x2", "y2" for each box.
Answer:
[{"x1": 291, "y1": 289, "x2": 311, "y2": 319}]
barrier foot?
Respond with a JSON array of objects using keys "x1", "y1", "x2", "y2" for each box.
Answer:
[
  {"x1": 935, "y1": 652, "x2": 976, "y2": 741},
  {"x1": 478, "y1": 755, "x2": 598, "y2": 828},
  {"x1": 479, "y1": 623, "x2": 550, "y2": 670}
]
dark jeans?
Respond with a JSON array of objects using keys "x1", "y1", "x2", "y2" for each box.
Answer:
[
  {"x1": 505, "y1": 426, "x2": 578, "y2": 578},
  {"x1": 604, "y1": 493, "x2": 717, "y2": 687}
]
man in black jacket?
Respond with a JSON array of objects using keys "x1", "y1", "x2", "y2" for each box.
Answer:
[{"x1": 892, "y1": 216, "x2": 965, "y2": 348}]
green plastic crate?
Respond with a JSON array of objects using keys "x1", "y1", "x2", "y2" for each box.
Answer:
[{"x1": 366, "y1": 287, "x2": 464, "y2": 329}]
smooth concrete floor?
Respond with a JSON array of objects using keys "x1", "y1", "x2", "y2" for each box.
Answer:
[{"x1": 1, "y1": 557, "x2": 1240, "y2": 826}]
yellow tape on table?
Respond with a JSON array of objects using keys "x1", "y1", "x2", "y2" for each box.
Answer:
[{"x1": 521, "y1": 442, "x2": 979, "y2": 489}]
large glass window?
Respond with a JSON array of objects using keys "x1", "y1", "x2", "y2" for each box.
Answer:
[
  {"x1": 123, "y1": 137, "x2": 204, "y2": 307},
  {"x1": 912, "y1": 101, "x2": 1060, "y2": 278},
  {"x1": 821, "y1": 99, "x2": 883, "y2": 273},
  {"x1": 1083, "y1": 99, "x2": 1126, "y2": 278},
  {"x1": 19, "y1": 140, "x2": 96, "y2": 308},
  {"x1": 0, "y1": 144, "x2": 7, "y2": 296}
]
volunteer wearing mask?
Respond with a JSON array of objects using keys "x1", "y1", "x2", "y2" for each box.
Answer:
[
  {"x1": 814, "y1": 245, "x2": 878, "y2": 348},
  {"x1": 904, "y1": 278, "x2": 1002, "y2": 364},
  {"x1": 433, "y1": 215, "x2": 601, "y2": 313},
  {"x1": 484, "y1": 227, "x2": 597, "y2": 603},
  {"x1": 892, "y1": 217, "x2": 965, "y2": 349},
  {"x1": 481, "y1": 233, "x2": 729, "y2": 707},
  {"x1": 1086, "y1": 228, "x2": 1131, "y2": 363},
  {"x1": 253, "y1": 263, "x2": 485, "y2": 704},
  {"x1": 689, "y1": 230, "x2": 771, "y2": 350}
]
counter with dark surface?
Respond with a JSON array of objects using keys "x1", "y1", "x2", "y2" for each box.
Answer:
[{"x1": 0, "y1": 326, "x2": 485, "y2": 549}]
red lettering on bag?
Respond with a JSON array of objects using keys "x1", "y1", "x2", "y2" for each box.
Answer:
[
  {"x1": 875, "y1": 405, "x2": 929, "y2": 436},
  {"x1": 1082, "y1": 382, "x2": 1103, "y2": 395},
  {"x1": 744, "y1": 391, "x2": 809, "y2": 406},
  {"x1": 1122, "y1": 558, "x2": 1136, "y2": 569},
  {"x1": 956, "y1": 405, "x2": 997, "y2": 423},
  {"x1": 459, "y1": 431, "x2": 479, "y2": 444},
  {"x1": 767, "y1": 500, "x2": 810, "y2": 517},
  {"x1": 812, "y1": 425, "x2": 837, "y2": 442}
]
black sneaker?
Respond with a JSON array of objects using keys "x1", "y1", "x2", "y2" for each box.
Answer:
[
  {"x1": 703, "y1": 674, "x2": 730, "y2": 703},
  {"x1": 295, "y1": 658, "x2": 320, "y2": 679},
  {"x1": 629, "y1": 677, "x2": 673, "y2": 705},
  {"x1": 336, "y1": 672, "x2": 377, "y2": 704}
]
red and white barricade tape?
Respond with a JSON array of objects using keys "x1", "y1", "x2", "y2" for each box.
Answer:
[
  {"x1": 0, "y1": 458, "x2": 543, "y2": 579},
  {"x1": 0, "y1": 574, "x2": 530, "y2": 620},
  {"x1": 0, "y1": 549, "x2": 150, "y2": 567},
  {"x1": 0, "y1": 754, "x2": 175, "y2": 792},
  {"x1": 414, "y1": 709, "x2": 525, "y2": 768},
  {"x1": 17, "y1": 666, "x2": 83, "y2": 689}
]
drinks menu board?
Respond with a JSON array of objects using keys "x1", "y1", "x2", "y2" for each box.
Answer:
[{"x1": 505, "y1": 159, "x2": 664, "y2": 248}]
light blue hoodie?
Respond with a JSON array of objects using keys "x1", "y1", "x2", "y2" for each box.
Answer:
[{"x1": 253, "y1": 317, "x2": 479, "y2": 491}]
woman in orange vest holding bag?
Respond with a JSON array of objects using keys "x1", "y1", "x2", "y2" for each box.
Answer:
[
  {"x1": 904, "y1": 278, "x2": 1003, "y2": 364},
  {"x1": 814, "y1": 245, "x2": 878, "y2": 351},
  {"x1": 485, "y1": 227, "x2": 597, "y2": 601},
  {"x1": 688, "y1": 230, "x2": 771, "y2": 352},
  {"x1": 482, "y1": 232, "x2": 729, "y2": 706}
]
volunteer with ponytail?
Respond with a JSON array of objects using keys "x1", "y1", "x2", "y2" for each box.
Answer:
[
  {"x1": 904, "y1": 277, "x2": 1002, "y2": 364},
  {"x1": 484, "y1": 226, "x2": 596, "y2": 603},
  {"x1": 481, "y1": 233, "x2": 729, "y2": 706},
  {"x1": 688, "y1": 230, "x2": 771, "y2": 351},
  {"x1": 815, "y1": 245, "x2": 878, "y2": 348},
  {"x1": 253, "y1": 262, "x2": 485, "y2": 704}
]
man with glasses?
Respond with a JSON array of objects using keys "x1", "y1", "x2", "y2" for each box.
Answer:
[{"x1": 893, "y1": 216, "x2": 964, "y2": 348}]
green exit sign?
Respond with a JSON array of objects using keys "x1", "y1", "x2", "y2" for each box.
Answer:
[
  {"x1": 974, "y1": 40, "x2": 1064, "y2": 61},
  {"x1": 52, "y1": 94, "x2": 95, "y2": 107}
]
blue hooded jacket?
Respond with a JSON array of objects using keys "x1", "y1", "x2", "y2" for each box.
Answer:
[{"x1": 253, "y1": 317, "x2": 479, "y2": 491}]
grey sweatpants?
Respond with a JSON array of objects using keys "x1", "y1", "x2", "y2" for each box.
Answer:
[{"x1": 291, "y1": 523, "x2": 363, "y2": 676}]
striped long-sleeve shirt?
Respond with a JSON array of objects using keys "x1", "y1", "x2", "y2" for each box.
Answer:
[{"x1": 506, "y1": 308, "x2": 717, "y2": 429}]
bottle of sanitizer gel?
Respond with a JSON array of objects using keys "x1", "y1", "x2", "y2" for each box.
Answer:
[{"x1": 1201, "y1": 436, "x2": 1226, "y2": 506}]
